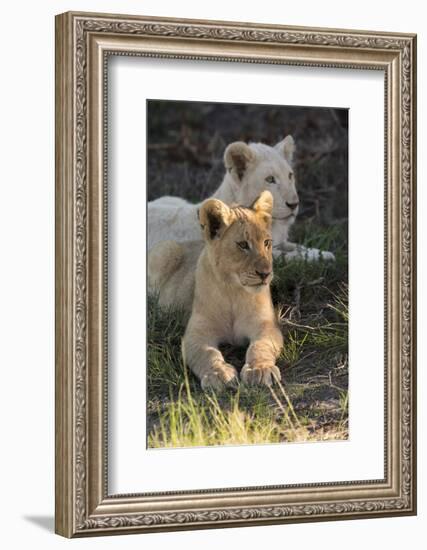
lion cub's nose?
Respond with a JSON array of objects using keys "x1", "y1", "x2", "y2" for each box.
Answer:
[
  {"x1": 286, "y1": 201, "x2": 299, "y2": 210},
  {"x1": 256, "y1": 270, "x2": 271, "y2": 282}
]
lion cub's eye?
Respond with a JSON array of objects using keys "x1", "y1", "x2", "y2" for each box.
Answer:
[
  {"x1": 237, "y1": 241, "x2": 250, "y2": 251},
  {"x1": 264, "y1": 239, "x2": 272, "y2": 248},
  {"x1": 265, "y1": 175, "x2": 276, "y2": 184}
]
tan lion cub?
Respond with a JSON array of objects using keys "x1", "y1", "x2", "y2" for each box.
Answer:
[{"x1": 182, "y1": 191, "x2": 283, "y2": 391}]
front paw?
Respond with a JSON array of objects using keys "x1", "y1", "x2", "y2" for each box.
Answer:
[
  {"x1": 317, "y1": 250, "x2": 336, "y2": 261},
  {"x1": 284, "y1": 246, "x2": 336, "y2": 262},
  {"x1": 200, "y1": 363, "x2": 239, "y2": 392},
  {"x1": 240, "y1": 363, "x2": 281, "y2": 386}
]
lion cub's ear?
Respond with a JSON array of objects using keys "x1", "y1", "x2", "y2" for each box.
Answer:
[
  {"x1": 251, "y1": 191, "x2": 274, "y2": 217},
  {"x1": 275, "y1": 135, "x2": 295, "y2": 165},
  {"x1": 224, "y1": 142, "x2": 255, "y2": 181},
  {"x1": 199, "y1": 199, "x2": 232, "y2": 240}
]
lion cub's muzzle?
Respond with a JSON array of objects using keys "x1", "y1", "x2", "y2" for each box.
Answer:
[
  {"x1": 255, "y1": 270, "x2": 272, "y2": 284},
  {"x1": 241, "y1": 260, "x2": 273, "y2": 288},
  {"x1": 254, "y1": 258, "x2": 273, "y2": 285}
]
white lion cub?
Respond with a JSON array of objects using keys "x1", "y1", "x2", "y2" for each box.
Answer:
[{"x1": 148, "y1": 136, "x2": 335, "y2": 261}]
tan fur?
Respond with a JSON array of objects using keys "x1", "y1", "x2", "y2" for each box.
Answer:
[{"x1": 164, "y1": 191, "x2": 284, "y2": 390}]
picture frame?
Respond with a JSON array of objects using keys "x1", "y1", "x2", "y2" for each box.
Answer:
[{"x1": 55, "y1": 11, "x2": 417, "y2": 537}]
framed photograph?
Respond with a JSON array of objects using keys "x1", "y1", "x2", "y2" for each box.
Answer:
[{"x1": 55, "y1": 11, "x2": 417, "y2": 537}]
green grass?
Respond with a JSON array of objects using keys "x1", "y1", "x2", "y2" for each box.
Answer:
[{"x1": 147, "y1": 221, "x2": 349, "y2": 448}]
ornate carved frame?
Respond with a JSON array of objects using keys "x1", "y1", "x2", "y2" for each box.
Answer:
[{"x1": 55, "y1": 11, "x2": 417, "y2": 537}]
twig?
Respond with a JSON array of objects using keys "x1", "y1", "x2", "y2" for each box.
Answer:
[{"x1": 282, "y1": 318, "x2": 347, "y2": 332}]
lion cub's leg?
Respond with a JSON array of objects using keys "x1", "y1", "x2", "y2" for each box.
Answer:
[
  {"x1": 241, "y1": 325, "x2": 283, "y2": 386},
  {"x1": 182, "y1": 319, "x2": 238, "y2": 391}
]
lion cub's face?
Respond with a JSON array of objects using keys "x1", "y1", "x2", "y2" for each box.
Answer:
[
  {"x1": 224, "y1": 136, "x2": 299, "y2": 223},
  {"x1": 199, "y1": 191, "x2": 274, "y2": 293}
]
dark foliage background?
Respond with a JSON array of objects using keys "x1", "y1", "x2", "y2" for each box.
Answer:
[{"x1": 147, "y1": 100, "x2": 348, "y2": 230}]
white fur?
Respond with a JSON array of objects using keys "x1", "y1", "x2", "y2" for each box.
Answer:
[{"x1": 148, "y1": 137, "x2": 335, "y2": 262}]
